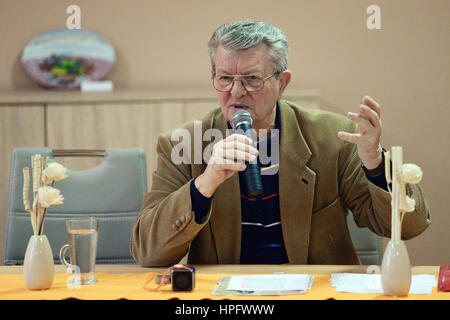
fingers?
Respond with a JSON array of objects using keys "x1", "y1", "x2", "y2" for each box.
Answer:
[
  {"x1": 209, "y1": 157, "x2": 247, "y2": 171},
  {"x1": 340, "y1": 96, "x2": 383, "y2": 166},
  {"x1": 217, "y1": 148, "x2": 257, "y2": 163},
  {"x1": 224, "y1": 133, "x2": 254, "y2": 145},
  {"x1": 211, "y1": 133, "x2": 259, "y2": 166},
  {"x1": 346, "y1": 111, "x2": 373, "y2": 133},
  {"x1": 337, "y1": 131, "x2": 362, "y2": 144},
  {"x1": 359, "y1": 104, "x2": 381, "y2": 128},
  {"x1": 362, "y1": 95, "x2": 381, "y2": 119},
  {"x1": 222, "y1": 138, "x2": 258, "y2": 155},
  {"x1": 346, "y1": 96, "x2": 382, "y2": 132},
  {"x1": 339, "y1": 95, "x2": 382, "y2": 149}
]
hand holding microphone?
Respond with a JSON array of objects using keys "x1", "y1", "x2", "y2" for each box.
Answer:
[{"x1": 194, "y1": 110, "x2": 261, "y2": 198}]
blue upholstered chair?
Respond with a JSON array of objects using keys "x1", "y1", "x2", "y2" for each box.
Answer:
[
  {"x1": 346, "y1": 212, "x2": 383, "y2": 265},
  {"x1": 3, "y1": 148, "x2": 147, "y2": 265}
]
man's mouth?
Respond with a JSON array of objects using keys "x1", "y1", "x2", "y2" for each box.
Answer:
[{"x1": 230, "y1": 104, "x2": 249, "y2": 110}]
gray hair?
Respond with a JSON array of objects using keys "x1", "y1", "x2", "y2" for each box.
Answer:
[{"x1": 208, "y1": 20, "x2": 290, "y2": 74}]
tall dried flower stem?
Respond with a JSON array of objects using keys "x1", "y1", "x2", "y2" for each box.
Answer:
[
  {"x1": 22, "y1": 167, "x2": 36, "y2": 234},
  {"x1": 31, "y1": 155, "x2": 45, "y2": 235}
]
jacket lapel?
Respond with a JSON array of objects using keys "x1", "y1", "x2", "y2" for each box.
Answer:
[
  {"x1": 278, "y1": 101, "x2": 316, "y2": 264},
  {"x1": 208, "y1": 112, "x2": 242, "y2": 263}
]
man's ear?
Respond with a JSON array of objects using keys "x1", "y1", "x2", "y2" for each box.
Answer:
[{"x1": 277, "y1": 70, "x2": 292, "y2": 99}]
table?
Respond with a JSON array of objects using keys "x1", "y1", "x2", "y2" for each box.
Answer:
[{"x1": 0, "y1": 265, "x2": 446, "y2": 300}]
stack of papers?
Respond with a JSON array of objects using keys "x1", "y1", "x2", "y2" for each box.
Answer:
[
  {"x1": 330, "y1": 273, "x2": 437, "y2": 294},
  {"x1": 218, "y1": 274, "x2": 314, "y2": 295}
]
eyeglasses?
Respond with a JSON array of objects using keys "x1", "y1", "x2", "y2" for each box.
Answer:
[{"x1": 212, "y1": 71, "x2": 279, "y2": 92}]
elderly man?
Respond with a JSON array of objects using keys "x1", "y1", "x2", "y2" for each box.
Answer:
[{"x1": 131, "y1": 20, "x2": 430, "y2": 266}]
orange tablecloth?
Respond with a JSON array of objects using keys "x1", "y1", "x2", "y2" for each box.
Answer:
[{"x1": 0, "y1": 272, "x2": 446, "y2": 300}]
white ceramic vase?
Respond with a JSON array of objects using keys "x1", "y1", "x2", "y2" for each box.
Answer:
[
  {"x1": 381, "y1": 239, "x2": 411, "y2": 297},
  {"x1": 23, "y1": 235, "x2": 54, "y2": 290}
]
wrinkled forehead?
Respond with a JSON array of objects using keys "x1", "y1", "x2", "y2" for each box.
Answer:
[{"x1": 214, "y1": 43, "x2": 273, "y2": 75}]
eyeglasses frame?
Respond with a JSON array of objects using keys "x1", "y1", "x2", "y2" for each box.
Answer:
[{"x1": 211, "y1": 71, "x2": 280, "y2": 92}]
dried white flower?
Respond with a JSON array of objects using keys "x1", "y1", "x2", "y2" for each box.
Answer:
[
  {"x1": 43, "y1": 162, "x2": 68, "y2": 184},
  {"x1": 401, "y1": 163, "x2": 423, "y2": 184},
  {"x1": 38, "y1": 186, "x2": 64, "y2": 208},
  {"x1": 400, "y1": 196, "x2": 416, "y2": 213}
]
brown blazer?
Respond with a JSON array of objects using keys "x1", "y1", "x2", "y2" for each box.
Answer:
[{"x1": 130, "y1": 100, "x2": 431, "y2": 266}]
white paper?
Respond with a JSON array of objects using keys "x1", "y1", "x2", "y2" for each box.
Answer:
[
  {"x1": 330, "y1": 273, "x2": 437, "y2": 295},
  {"x1": 227, "y1": 274, "x2": 314, "y2": 292}
]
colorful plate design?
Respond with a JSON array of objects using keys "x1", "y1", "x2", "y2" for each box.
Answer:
[{"x1": 22, "y1": 29, "x2": 115, "y2": 89}]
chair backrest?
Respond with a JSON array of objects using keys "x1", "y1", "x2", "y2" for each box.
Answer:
[
  {"x1": 4, "y1": 148, "x2": 147, "y2": 265},
  {"x1": 346, "y1": 211, "x2": 382, "y2": 265}
]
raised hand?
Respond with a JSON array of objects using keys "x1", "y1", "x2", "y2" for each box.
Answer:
[{"x1": 338, "y1": 95, "x2": 383, "y2": 170}]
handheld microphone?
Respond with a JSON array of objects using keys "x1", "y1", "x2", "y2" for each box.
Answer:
[{"x1": 231, "y1": 110, "x2": 264, "y2": 198}]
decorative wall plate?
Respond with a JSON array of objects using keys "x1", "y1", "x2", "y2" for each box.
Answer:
[{"x1": 22, "y1": 29, "x2": 115, "y2": 89}]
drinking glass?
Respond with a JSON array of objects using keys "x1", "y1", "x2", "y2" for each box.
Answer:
[{"x1": 59, "y1": 217, "x2": 99, "y2": 285}]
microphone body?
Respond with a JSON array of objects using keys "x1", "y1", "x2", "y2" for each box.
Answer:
[{"x1": 232, "y1": 110, "x2": 264, "y2": 198}]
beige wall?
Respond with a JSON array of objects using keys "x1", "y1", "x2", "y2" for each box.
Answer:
[{"x1": 0, "y1": 0, "x2": 448, "y2": 265}]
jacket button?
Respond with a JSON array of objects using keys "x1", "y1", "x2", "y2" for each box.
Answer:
[
  {"x1": 179, "y1": 216, "x2": 186, "y2": 224},
  {"x1": 175, "y1": 219, "x2": 182, "y2": 227}
]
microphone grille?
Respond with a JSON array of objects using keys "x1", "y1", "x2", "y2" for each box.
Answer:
[{"x1": 231, "y1": 109, "x2": 252, "y2": 129}]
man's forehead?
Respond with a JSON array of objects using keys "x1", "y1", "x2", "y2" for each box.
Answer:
[
  {"x1": 216, "y1": 67, "x2": 262, "y2": 75},
  {"x1": 215, "y1": 43, "x2": 271, "y2": 74}
]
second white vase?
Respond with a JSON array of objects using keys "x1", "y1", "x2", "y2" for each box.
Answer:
[{"x1": 381, "y1": 239, "x2": 411, "y2": 297}]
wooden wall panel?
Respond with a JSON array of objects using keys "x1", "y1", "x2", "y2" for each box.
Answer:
[
  {"x1": 183, "y1": 100, "x2": 218, "y2": 123},
  {"x1": 0, "y1": 105, "x2": 45, "y2": 263},
  {"x1": 46, "y1": 102, "x2": 185, "y2": 188}
]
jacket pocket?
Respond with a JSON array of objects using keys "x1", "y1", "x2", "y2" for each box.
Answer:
[{"x1": 312, "y1": 197, "x2": 341, "y2": 216}]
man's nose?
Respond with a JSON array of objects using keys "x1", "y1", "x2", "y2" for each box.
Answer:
[{"x1": 230, "y1": 79, "x2": 247, "y2": 98}]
